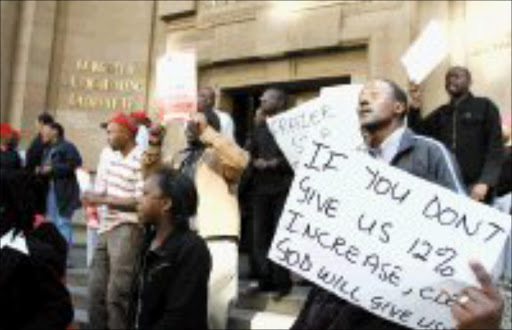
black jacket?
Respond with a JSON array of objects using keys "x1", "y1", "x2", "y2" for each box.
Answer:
[
  {"x1": 0, "y1": 148, "x2": 22, "y2": 178},
  {"x1": 25, "y1": 134, "x2": 47, "y2": 172},
  {"x1": 43, "y1": 139, "x2": 82, "y2": 218},
  {"x1": 408, "y1": 93, "x2": 503, "y2": 188},
  {"x1": 31, "y1": 222, "x2": 68, "y2": 278},
  {"x1": 292, "y1": 286, "x2": 408, "y2": 330},
  {"x1": 130, "y1": 228, "x2": 211, "y2": 330},
  {"x1": 248, "y1": 121, "x2": 294, "y2": 195},
  {"x1": 0, "y1": 232, "x2": 73, "y2": 330},
  {"x1": 25, "y1": 135, "x2": 50, "y2": 214},
  {"x1": 496, "y1": 146, "x2": 511, "y2": 197},
  {"x1": 291, "y1": 128, "x2": 465, "y2": 330}
]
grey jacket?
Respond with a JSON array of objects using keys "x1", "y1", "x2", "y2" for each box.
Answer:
[{"x1": 391, "y1": 128, "x2": 466, "y2": 194}]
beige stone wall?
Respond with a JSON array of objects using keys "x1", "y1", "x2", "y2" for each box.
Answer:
[
  {"x1": 165, "y1": 1, "x2": 416, "y2": 92},
  {"x1": 161, "y1": 0, "x2": 510, "y2": 119},
  {"x1": 410, "y1": 1, "x2": 511, "y2": 117},
  {"x1": 2, "y1": 0, "x2": 510, "y2": 167},
  {"x1": 46, "y1": 0, "x2": 158, "y2": 169},
  {"x1": 0, "y1": 1, "x2": 20, "y2": 122},
  {"x1": 464, "y1": 1, "x2": 511, "y2": 116},
  {"x1": 5, "y1": 1, "x2": 57, "y2": 136}
]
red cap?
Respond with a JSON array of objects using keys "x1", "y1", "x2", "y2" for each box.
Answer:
[
  {"x1": 0, "y1": 123, "x2": 14, "y2": 139},
  {"x1": 130, "y1": 111, "x2": 148, "y2": 120},
  {"x1": 108, "y1": 112, "x2": 138, "y2": 135},
  {"x1": 130, "y1": 111, "x2": 151, "y2": 122}
]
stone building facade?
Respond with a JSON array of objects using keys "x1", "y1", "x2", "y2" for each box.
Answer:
[{"x1": 1, "y1": 0, "x2": 510, "y2": 168}]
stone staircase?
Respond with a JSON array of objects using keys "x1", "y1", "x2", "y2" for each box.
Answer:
[
  {"x1": 66, "y1": 216, "x2": 306, "y2": 329},
  {"x1": 67, "y1": 215, "x2": 89, "y2": 328},
  {"x1": 229, "y1": 281, "x2": 306, "y2": 329},
  {"x1": 65, "y1": 217, "x2": 512, "y2": 329},
  {"x1": 67, "y1": 269, "x2": 303, "y2": 329}
]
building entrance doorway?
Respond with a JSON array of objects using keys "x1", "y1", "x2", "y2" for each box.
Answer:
[
  {"x1": 224, "y1": 75, "x2": 351, "y2": 147},
  {"x1": 223, "y1": 75, "x2": 351, "y2": 261}
]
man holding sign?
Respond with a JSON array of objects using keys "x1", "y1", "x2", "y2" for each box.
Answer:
[
  {"x1": 144, "y1": 109, "x2": 249, "y2": 330},
  {"x1": 290, "y1": 80, "x2": 504, "y2": 330}
]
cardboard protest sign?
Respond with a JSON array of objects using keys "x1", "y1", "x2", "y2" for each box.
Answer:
[
  {"x1": 267, "y1": 85, "x2": 363, "y2": 169},
  {"x1": 401, "y1": 20, "x2": 449, "y2": 83},
  {"x1": 269, "y1": 139, "x2": 511, "y2": 329},
  {"x1": 155, "y1": 51, "x2": 197, "y2": 122}
]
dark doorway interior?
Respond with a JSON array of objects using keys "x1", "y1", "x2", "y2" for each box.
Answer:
[
  {"x1": 227, "y1": 75, "x2": 351, "y2": 263},
  {"x1": 224, "y1": 75, "x2": 351, "y2": 147}
]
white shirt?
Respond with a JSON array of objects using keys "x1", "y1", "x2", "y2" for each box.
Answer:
[
  {"x1": 377, "y1": 126, "x2": 406, "y2": 164},
  {"x1": 95, "y1": 145, "x2": 144, "y2": 234},
  {"x1": 361, "y1": 126, "x2": 406, "y2": 164},
  {"x1": 136, "y1": 125, "x2": 150, "y2": 151},
  {"x1": 215, "y1": 109, "x2": 235, "y2": 141},
  {"x1": 92, "y1": 147, "x2": 116, "y2": 228}
]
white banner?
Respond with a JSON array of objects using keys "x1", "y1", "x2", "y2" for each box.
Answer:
[
  {"x1": 155, "y1": 50, "x2": 197, "y2": 122},
  {"x1": 401, "y1": 20, "x2": 449, "y2": 83},
  {"x1": 267, "y1": 85, "x2": 364, "y2": 169},
  {"x1": 269, "y1": 138, "x2": 511, "y2": 329}
]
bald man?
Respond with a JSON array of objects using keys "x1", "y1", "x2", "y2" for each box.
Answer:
[
  {"x1": 198, "y1": 87, "x2": 235, "y2": 140},
  {"x1": 409, "y1": 66, "x2": 504, "y2": 204}
]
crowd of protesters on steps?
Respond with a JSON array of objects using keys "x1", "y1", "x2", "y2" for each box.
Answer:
[{"x1": 1, "y1": 65, "x2": 511, "y2": 330}]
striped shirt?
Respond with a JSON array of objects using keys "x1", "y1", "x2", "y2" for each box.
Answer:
[{"x1": 95, "y1": 145, "x2": 144, "y2": 234}]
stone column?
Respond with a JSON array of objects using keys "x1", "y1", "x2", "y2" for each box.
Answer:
[
  {"x1": 7, "y1": 0, "x2": 57, "y2": 137},
  {"x1": 0, "y1": 1, "x2": 21, "y2": 122}
]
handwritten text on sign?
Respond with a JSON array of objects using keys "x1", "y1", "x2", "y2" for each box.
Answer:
[
  {"x1": 267, "y1": 98, "x2": 333, "y2": 169},
  {"x1": 269, "y1": 140, "x2": 511, "y2": 329},
  {"x1": 267, "y1": 85, "x2": 363, "y2": 169}
]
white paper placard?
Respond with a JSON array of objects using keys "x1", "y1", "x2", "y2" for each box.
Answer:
[
  {"x1": 269, "y1": 138, "x2": 511, "y2": 329},
  {"x1": 401, "y1": 20, "x2": 449, "y2": 83},
  {"x1": 267, "y1": 85, "x2": 364, "y2": 169},
  {"x1": 155, "y1": 51, "x2": 198, "y2": 122},
  {"x1": 75, "y1": 168, "x2": 92, "y2": 193}
]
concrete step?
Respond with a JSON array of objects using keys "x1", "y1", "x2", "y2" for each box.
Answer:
[
  {"x1": 71, "y1": 208, "x2": 87, "y2": 246},
  {"x1": 228, "y1": 308, "x2": 297, "y2": 330},
  {"x1": 67, "y1": 295, "x2": 299, "y2": 330},
  {"x1": 69, "y1": 243, "x2": 87, "y2": 269},
  {"x1": 72, "y1": 220, "x2": 87, "y2": 246},
  {"x1": 66, "y1": 265, "x2": 308, "y2": 329},
  {"x1": 70, "y1": 308, "x2": 88, "y2": 330},
  {"x1": 237, "y1": 281, "x2": 309, "y2": 316},
  {"x1": 67, "y1": 268, "x2": 88, "y2": 287},
  {"x1": 69, "y1": 285, "x2": 88, "y2": 311},
  {"x1": 74, "y1": 308, "x2": 88, "y2": 324}
]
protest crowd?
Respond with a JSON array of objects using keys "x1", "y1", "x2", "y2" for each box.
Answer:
[{"x1": 1, "y1": 22, "x2": 512, "y2": 330}]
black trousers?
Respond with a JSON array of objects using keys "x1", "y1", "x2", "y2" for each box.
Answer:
[{"x1": 251, "y1": 190, "x2": 292, "y2": 290}]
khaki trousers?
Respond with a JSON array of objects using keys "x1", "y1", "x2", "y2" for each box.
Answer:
[
  {"x1": 207, "y1": 240, "x2": 239, "y2": 330},
  {"x1": 88, "y1": 224, "x2": 142, "y2": 329}
]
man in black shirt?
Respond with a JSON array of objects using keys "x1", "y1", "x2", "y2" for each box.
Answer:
[
  {"x1": 249, "y1": 88, "x2": 294, "y2": 297},
  {"x1": 408, "y1": 66, "x2": 503, "y2": 204}
]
